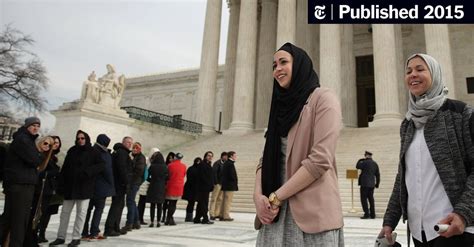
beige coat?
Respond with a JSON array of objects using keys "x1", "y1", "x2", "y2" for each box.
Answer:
[{"x1": 285, "y1": 87, "x2": 343, "y2": 233}]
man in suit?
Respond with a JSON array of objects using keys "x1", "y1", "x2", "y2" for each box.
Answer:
[{"x1": 356, "y1": 151, "x2": 380, "y2": 219}]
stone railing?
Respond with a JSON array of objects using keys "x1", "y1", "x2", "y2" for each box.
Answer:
[{"x1": 121, "y1": 106, "x2": 202, "y2": 134}]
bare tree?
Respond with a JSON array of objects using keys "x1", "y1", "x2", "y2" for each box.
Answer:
[{"x1": 0, "y1": 24, "x2": 48, "y2": 111}]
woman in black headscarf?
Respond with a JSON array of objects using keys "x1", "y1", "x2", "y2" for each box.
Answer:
[{"x1": 254, "y1": 43, "x2": 344, "y2": 246}]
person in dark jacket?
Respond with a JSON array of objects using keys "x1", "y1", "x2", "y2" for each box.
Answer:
[
  {"x1": 146, "y1": 151, "x2": 168, "y2": 227},
  {"x1": 24, "y1": 136, "x2": 55, "y2": 246},
  {"x1": 0, "y1": 116, "x2": 41, "y2": 247},
  {"x1": 37, "y1": 135, "x2": 62, "y2": 244},
  {"x1": 104, "y1": 136, "x2": 133, "y2": 237},
  {"x1": 0, "y1": 142, "x2": 7, "y2": 182},
  {"x1": 137, "y1": 147, "x2": 159, "y2": 225},
  {"x1": 193, "y1": 151, "x2": 214, "y2": 224},
  {"x1": 49, "y1": 130, "x2": 104, "y2": 246},
  {"x1": 356, "y1": 151, "x2": 380, "y2": 219},
  {"x1": 120, "y1": 142, "x2": 146, "y2": 233},
  {"x1": 82, "y1": 134, "x2": 115, "y2": 240},
  {"x1": 182, "y1": 157, "x2": 202, "y2": 222},
  {"x1": 209, "y1": 152, "x2": 227, "y2": 220},
  {"x1": 220, "y1": 151, "x2": 238, "y2": 221}
]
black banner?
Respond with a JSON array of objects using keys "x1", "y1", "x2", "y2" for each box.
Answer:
[{"x1": 308, "y1": 0, "x2": 474, "y2": 23}]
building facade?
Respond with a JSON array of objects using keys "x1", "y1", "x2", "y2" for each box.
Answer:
[{"x1": 122, "y1": 0, "x2": 474, "y2": 132}]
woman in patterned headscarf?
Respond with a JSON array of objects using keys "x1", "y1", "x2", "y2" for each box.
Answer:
[{"x1": 380, "y1": 54, "x2": 474, "y2": 246}]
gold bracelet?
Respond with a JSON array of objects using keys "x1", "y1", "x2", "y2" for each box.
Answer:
[{"x1": 269, "y1": 192, "x2": 281, "y2": 207}]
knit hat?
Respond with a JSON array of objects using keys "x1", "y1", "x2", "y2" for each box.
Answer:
[
  {"x1": 149, "y1": 147, "x2": 160, "y2": 156},
  {"x1": 24, "y1": 116, "x2": 41, "y2": 128},
  {"x1": 175, "y1": 152, "x2": 184, "y2": 160},
  {"x1": 96, "y1": 134, "x2": 111, "y2": 147}
]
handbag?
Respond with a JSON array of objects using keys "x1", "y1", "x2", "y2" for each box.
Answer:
[
  {"x1": 254, "y1": 215, "x2": 262, "y2": 230},
  {"x1": 32, "y1": 173, "x2": 47, "y2": 230}
]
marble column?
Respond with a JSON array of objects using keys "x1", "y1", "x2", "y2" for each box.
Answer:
[
  {"x1": 229, "y1": 0, "x2": 258, "y2": 131},
  {"x1": 319, "y1": 24, "x2": 342, "y2": 98},
  {"x1": 222, "y1": 0, "x2": 240, "y2": 130},
  {"x1": 276, "y1": 0, "x2": 296, "y2": 48},
  {"x1": 424, "y1": 24, "x2": 456, "y2": 98},
  {"x1": 255, "y1": 0, "x2": 277, "y2": 130},
  {"x1": 371, "y1": 24, "x2": 403, "y2": 126},
  {"x1": 295, "y1": 0, "x2": 307, "y2": 48},
  {"x1": 341, "y1": 25, "x2": 358, "y2": 127},
  {"x1": 195, "y1": 0, "x2": 222, "y2": 132}
]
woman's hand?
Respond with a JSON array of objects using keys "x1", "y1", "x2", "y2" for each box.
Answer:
[
  {"x1": 438, "y1": 213, "x2": 466, "y2": 238},
  {"x1": 378, "y1": 226, "x2": 395, "y2": 245},
  {"x1": 254, "y1": 193, "x2": 280, "y2": 225}
]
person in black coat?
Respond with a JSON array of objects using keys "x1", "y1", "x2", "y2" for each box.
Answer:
[
  {"x1": 356, "y1": 151, "x2": 380, "y2": 219},
  {"x1": 193, "y1": 151, "x2": 214, "y2": 224},
  {"x1": 209, "y1": 152, "x2": 227, "y2": 220},
  {"x1": 146, "y1": 151, "x2": 168, "y2": 227},
  {"x1": 49, "y1": 130, "x2": 104, "y2": 246},
  {"x1": 82, "y1": 134, "x2": 115, "y2": 240},
  {"x1": 37, "y1": 136, "x2": 62, "y2": 243},
  {"x1": 121, "y1": 142, "x2": 146, "y2": 232},
  {"x1": 220, "y1": 151, "x2": 238, "y2": 221},
  {"x1": 182, "y1": 157, "x2": 201, "y2": 222},
  {"x1": 104, "y1": 136, "x2": 133, "y2": 237},
  {"x1": 0, "y1": 116, "x2": 41, "y2": 247},
  {"x1": 24, "y1": 136, "x2": 55, "y2": 246}
]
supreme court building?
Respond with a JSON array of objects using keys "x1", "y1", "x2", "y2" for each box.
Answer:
[{"x1": 122, "y1": 0, "x2": 474, "y2": 133}]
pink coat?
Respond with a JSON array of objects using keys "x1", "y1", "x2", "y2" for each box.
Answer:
[
  {"x1": 285, "y1": 88, "x2": 343, "y2": 233},
  {"x1": 165, "y1": 160, "x2": 186, "y2": 197}
]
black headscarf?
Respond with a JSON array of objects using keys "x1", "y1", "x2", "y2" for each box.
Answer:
[{"x1": 261, "y1": 43, "x2": 320, "y2": 200}]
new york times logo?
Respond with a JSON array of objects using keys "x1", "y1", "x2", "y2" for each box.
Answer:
[
  {"x1": 308, "y1": 0, "x2": 473, "y2": 24},
  {"x1": 314, "y1": 5, "x2": 326, "y2": 20}
]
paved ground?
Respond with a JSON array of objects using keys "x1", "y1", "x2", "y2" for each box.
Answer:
[{"x1": 23, "y1": 205, "x2": 409, "y2": 247}]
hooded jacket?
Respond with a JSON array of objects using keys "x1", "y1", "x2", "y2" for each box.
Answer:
[{"x1": 58, "y1": 130, "x2": 104, "y2": 200}]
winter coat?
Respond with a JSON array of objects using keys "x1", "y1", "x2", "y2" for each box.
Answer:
[
  {"x1": 146, "y1": 160, "x2": 168, "y2": 203},
  {"x1": 111, "y1": 143, "x2": 132, "y2": 196},
  {"x1": 383, "y1": 99, "x2": 474, "y2": 229},
  {"x1": 3, "y1": 126, "x2": 41, "y2": 186},
  {"x1": 356, "y1": 158, "x2": 380, "y2": 188},
  {"x1": 221, "y1": 159, "x2": 238, "y2": 191},
  {"x1": 182, "y1": 164, "x2": 198, "y2": 201},
  {"x1": 59, "y1": 142, "x2": 104, "y2": 200},
  {"x1": 196, "y1": 161, "x2": 214, "y2": 192},
  {"x1": 165, "y1": 159, "x2": 186, "y2": 197},
  {"x1": 212, "y1": 159, "x2": 224, "y2": 185},
  {"x1": 35, "y1": 157, "x2": 60, "y2": 196},
  {"x1": 93, "y1": 144, "x2": 116, "y2": 198},
  {"x1": 130, "y1": 152, "x2": 146, "y2": 186}
]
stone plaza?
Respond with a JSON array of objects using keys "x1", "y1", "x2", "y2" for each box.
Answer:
[{"x1": 22, "y1": 204, "x2": 408, "y2": 247}]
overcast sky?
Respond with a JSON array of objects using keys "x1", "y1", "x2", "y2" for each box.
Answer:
[{"x1": 1, "y1": 0, "x2": 229, "y2": 113}]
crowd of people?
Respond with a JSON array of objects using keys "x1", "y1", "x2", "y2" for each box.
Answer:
[{"x1": 0, "y1": 119, "x2": 239, "y2": 247}]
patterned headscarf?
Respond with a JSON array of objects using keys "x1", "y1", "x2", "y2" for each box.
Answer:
[{"x1": 405, "y1": 53, "x2": 448, "y2": 128}]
